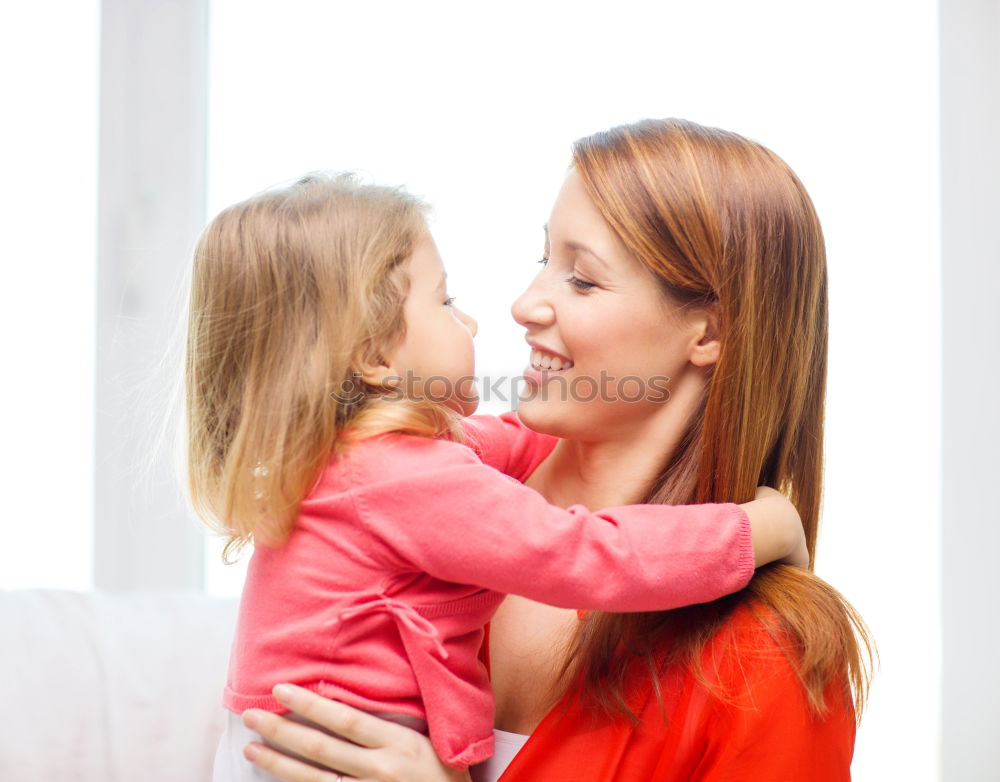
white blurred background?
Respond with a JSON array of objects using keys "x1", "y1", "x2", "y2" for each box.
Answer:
[{"x1": 2, "y1": 1, "x2": 996, "y2": 780}]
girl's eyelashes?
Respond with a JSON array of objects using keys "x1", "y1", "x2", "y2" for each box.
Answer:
[
  {"x1": 444, "y1": 296, "x2": 456, "y2": 306},
  {"x1": 538, "y1": 256, "x2": 549, "y2": 266}
]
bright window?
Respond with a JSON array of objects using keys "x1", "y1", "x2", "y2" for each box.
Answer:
[{"x1": 0, "y1": 2, "x2": 99, "y2": 591}]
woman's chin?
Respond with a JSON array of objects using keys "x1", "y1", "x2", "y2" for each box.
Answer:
[{"x1": 514, "y1": 395, "x2": 578, "y2": 439}]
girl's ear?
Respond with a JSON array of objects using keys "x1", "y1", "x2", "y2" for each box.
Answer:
[
  {"x1": 689, "y1": 303, "x2": 721, "y2": 368},
  {"x1": 355, "y1": 340, "x2": 398, "y2": 388}
]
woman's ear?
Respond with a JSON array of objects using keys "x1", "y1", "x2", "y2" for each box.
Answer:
[{"x1": 690, "y1": 303, "x2": 721, "y2": 368}]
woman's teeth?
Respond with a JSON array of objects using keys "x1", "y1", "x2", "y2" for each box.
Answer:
[{"x1": 530, "y1": 349, "x2": 574, "y2": 371}]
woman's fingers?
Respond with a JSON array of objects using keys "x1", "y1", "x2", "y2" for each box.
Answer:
[
  {"x1": 243, "y1": 708, "x2": 371, "y2": 778},
  {"x1": 244, "y1": 741, "x2": 348, "y2": 782},
  {"x1": 272, "y1": 684, "x2": 416, "y2": 749},
  {"x1": 246, "y1": 686, "x2": 470, "y2": 782}
]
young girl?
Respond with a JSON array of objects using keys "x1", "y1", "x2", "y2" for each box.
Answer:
[{"x1": 187, "y1": 173, "x2": 805, "y2": 779}]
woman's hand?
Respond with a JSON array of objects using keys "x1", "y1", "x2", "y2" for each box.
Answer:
[{"x1": 242, "y1": 684, "x2": 471, "y2": 782}]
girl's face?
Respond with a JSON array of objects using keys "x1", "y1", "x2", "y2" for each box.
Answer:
[
  {"x1": 511, "y1": 171, "x2": 711, "y2": 441},
  {"x1": 384, "y1": 232, "x2": 479, "y2": 416}
]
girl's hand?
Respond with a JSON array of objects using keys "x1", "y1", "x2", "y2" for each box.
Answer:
[
  {"x1": 242, "y1": 684, "x2": 471, "y2": 782},
  {"x1": 743, "y1": 486, "x2": 809, "y2": 569}
]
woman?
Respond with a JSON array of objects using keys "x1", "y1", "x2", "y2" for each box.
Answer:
[{"x1": 238, "y1": 118, "x2": 871, "y2": 781}]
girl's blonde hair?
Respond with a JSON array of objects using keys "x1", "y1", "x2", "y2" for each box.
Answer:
[{"x1": 186, "y1": 173, "x2": 459, "y2": 559}]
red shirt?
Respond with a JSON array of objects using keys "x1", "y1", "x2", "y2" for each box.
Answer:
[{"x1": 495, "y1": 603, "x2": 856, "y2": 781}]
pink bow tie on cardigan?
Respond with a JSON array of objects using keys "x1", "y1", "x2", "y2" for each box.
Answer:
[{"x1": 335, "y1": 596, "x2": 450, "y2": 660}]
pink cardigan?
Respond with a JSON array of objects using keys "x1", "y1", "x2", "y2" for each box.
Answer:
[{"x1": 222, "y1": 413, "x2": 754, "y2": 769}]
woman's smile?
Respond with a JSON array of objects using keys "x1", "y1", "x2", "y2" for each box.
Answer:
[{"x1": 525, "y1": 343, "x2": 575, "y2": 384}]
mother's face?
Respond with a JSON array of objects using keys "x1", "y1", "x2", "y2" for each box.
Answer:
[{"x1": 511, "y1": 171, "x2": 718, "y2": 442}]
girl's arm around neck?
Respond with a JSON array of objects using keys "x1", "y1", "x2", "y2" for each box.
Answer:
[{"x1": 346, "y1": 435, "x2": 758, "y2": 612}]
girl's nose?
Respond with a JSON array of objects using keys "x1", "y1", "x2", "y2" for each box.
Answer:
[
  {"x1": 511, "y1": 272, "x2": 555, "y2": 329},
  {"x1": 458, "y1": 307, "x2": 478, "y2": 337}
]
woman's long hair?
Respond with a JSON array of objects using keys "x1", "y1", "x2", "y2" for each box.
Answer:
[
  {"x1": 185, "y1": 173, "x2": 459, "y2": 560},
  {"x1": 564, "y1": 119, "x2": 872, "y2": 720}
]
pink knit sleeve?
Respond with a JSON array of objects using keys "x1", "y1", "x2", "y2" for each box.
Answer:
[
  {"x1": 460, "y1": 412, "x2": 558, "y2": 481},
  {"x1": 350, "y1": 437, "x2": 754, "y2": 612}
]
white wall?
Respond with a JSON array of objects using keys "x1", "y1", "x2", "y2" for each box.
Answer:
[
  {"x1": 205, "y1": 3, "x2": 942, "y2": 779},
  {"x1": 94, "y1": 0, "x2": 209, "y2": 591},
  {"x1": 940, "y1": 1, "x2": 1000, "y2": 779}
]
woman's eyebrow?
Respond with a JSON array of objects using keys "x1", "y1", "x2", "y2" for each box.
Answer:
[
  {"x1": 564, "y1": 240, "x2": 610, "y2": 273},
  {"x1": 543, "y1": 224, "x2": 609, "y2": 271}
]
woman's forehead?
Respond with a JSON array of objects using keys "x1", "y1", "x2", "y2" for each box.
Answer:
[{"x1": 547, "y1": 174, "x2": 628, "y2": 258}]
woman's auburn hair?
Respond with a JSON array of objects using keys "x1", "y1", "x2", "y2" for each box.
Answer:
[
  {"x1": 565, "y1": 119, "x2": 873, "y2": 721},
  {"x1": 185, "y1": 173, "x2": 459, "y2": 559}
]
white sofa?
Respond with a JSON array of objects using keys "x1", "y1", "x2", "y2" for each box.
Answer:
[{"x1": 0, "y1": 589, "x2": 238, "y2": 782}]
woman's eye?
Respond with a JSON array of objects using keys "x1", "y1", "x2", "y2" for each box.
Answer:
[
  {"x1": 566, "y1": 275, "x2": 596, "y2": 291},
  {"x1": 538, "y1": 256, "x2": 549, "y2": 266},
  {"x1": 444, "y1": 296, "x2": 456, "y2": 306}
]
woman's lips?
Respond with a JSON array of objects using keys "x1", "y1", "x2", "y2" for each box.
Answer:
[
  {"x1": 523, "y1": 363, "x2": 573, "y2": 386},
  {"x1": 529, "y1": 347, "x2": 574, "y2": 371},
  {"x1": 523, "y1": 342, "x2": 575, "y2": 386}
]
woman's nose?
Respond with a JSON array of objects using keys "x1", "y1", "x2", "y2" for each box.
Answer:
[{"x1": 511, "y1": 273, "x2": 555, "y2": 328}]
